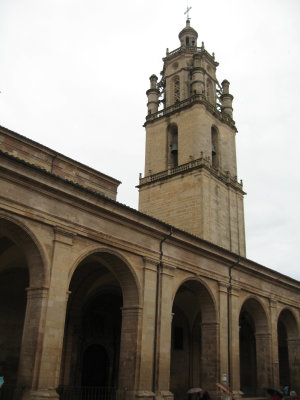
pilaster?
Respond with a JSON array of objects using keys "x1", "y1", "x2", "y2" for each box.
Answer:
[
  {"x1": 229, "y1": 286, "x2": 241, "y2": 392},
  {"x1": 17, "y1": 287, "x2": 49, "y2": 390},
  {"x1": 27, "y1": 227, "x2": 74, "y2": 400},
  {"x1": 118, "y1": 305, "x2": 143, "y2": 396},
  {"x1": 218, "y1": 283, "x2": 229, "y2": 382},
  {"x1": 155, "y1": 262, "x2": 175, "y2": 400},
  {"x1": 255, "y1": 332, "x2": 272, "y2": 392},
  {"x1": 269, "y1": 299, "x2": 280, "y2": 387},
  {"x1": 138, "y1": 258, "x2": 158, "y2": 393},
  {"x1": 287, "y1": 337, "x2": 300, "y2": 391}
]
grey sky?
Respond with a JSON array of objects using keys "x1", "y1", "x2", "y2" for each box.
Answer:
[{"x1": 0, "y1": 0, "x2": 299, "y2": 280}]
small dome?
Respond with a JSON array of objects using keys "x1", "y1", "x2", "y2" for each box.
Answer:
[{"x1": 179, "y1": 20, "x2": 198, "y2": 47}]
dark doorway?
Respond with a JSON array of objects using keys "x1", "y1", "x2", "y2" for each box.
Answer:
[
  {"x1": 239, "y1": 310, "x2": 257, "y2": 396},
  {"x1": 278, "y1": 320, "x2": 290, "y2": 387},
  {"x1": 82, "y1": 344, "x2": 109, "y2": 387}
]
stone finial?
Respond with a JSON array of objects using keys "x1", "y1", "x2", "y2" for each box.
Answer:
[
  {"x1": 146, "y1": 75, "x2": 159, "y2": 114},
  {"x1": 149, "y1": 74, "x2": 158, "y2": 89},
  {"x1": 220, "y1": 79, "x2": 233, "y2": 118},
  {"x1": 222, "y1": 80, "x2": 230, "y2": 94}
]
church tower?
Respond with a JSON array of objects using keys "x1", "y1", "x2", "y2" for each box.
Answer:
[{"x1": 138, "y1": 20, "x2": 246, "y2": 256}]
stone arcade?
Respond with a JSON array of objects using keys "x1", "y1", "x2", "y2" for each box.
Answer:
[{"x1": 0, "y1": 21, "x2": 299, "y2": 400}]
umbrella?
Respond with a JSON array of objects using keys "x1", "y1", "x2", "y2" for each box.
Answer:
[
  {"x1": 264, "y1": 388, "x2": 283, "y2": 398},
  {"x1": 216, "y1": 383, "x2": 233, "y2": 396},
  {"x1": 187, "y1": 388, "x2": 203, "y2": 394}
]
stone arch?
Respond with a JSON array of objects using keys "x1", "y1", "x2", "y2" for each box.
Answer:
[
  {"x1": 211, "y1": 125, "x2": 220, "y2": 169},
  {"x1": 206, "y1": 78, "x2": 214, "y2": 104},
  {"x1": 0, "y1": 214, "x2": 48, "y2": 287},
  {"x1": 239, "y1": 295, "x2": 270, "y2": 333},
  {"x1": 167, "y1": 123, "x2": 179, "y2": 169},
  {"x1": 170, "y1": 277, "x2": 218, "y2": 400},
  {"x1": 61, "y1": 248, "x2": 141, "y2": 395},
  {"x1": 67, "y1": 246, "x2": 140, "y2": 308},
  {"x1": 277, "y1": 307, "x2": 300, "y2": 391},
  {"x1": 173, "y1": 75, "x2": 180, "y2": 103},
  {"x1": 172, "y1": 276, "x2": 217, "y2": 322},
  {"x1": 239, "y1": 296, "x2": 271, "y2": 396}
]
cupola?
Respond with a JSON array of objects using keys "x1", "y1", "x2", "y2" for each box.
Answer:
[{"x1": 178, "y1": 20, "x2": 198, "y2": 48}]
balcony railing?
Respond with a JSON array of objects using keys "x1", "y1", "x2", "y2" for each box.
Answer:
[
  {"x1": 57, "y1": 386, "x2": 117, "y2": 400},
  {"x1": 0, "y1": 385, "x2": 24, "y2": 400},
  {"x1": 138, "y1": 157, "x2": 243, "y2": 191}
]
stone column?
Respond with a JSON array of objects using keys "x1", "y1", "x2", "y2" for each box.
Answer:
[
  {"x1": 255, "y1": 333, "x2": 272, "y2": 393},
  {"x1": 288, "y1": 337, "x2": 300, "y2": 392},
  {"x1": 17, "y1": 287, "x2": 49, "y2": 393},
  {"x1": 269, "y1": 299, "x2": 279, "y2": 387},
  {"x1": 218, "y1": 283, "x2": 229, "y2": 383},
  {"x1": 155, "y1": 263, "x2": 174, "y2": 400},
  {"x1": 201, "y1": 322, "x2": 219, "y2": 392},
  {"x1": 135, "y1": 258, "x2": 158, "y2": 398},
  {"x1": 23, "y1": 228, "x2": 74, "y2": 400},
  {"x1": 229, "y1": 287, "x2": 242, "y2": 400},
  {"x1": 118, "y1": 305, "x2": 143, "y2": 400}
]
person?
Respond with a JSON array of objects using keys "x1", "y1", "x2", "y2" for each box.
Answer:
[
  {"x1": 0, "y1": 366, "x2": 4, "y2": 389},
  {"x1": 271, "y1": 393, "x2": 282, "y2": 400},
  {"x1": 202, "y1": 391, "x2": 211, "y2": 400},
  {"x1": 290, "y1": 391, "x2": 300, "y2": 400}
]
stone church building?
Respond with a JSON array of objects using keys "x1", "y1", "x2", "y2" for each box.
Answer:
[{"x1": 0, "y1": 20, "x2": 299, "y2": 400}]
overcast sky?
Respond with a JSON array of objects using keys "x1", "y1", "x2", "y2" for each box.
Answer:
[{"x1": 0, "y1": 0, "x2": 299, "y2": 280}]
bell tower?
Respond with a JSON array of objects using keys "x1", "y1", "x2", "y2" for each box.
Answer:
[{"x1": 138, "y1": 20, "x2": 246, "y2": 256}]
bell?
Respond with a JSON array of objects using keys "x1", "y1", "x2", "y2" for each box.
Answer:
[
  {"x1": 212, "y1": 144, "x2": 216, "y2": 156},
  {"x1": 171, "y1": 143, "x2": 178, "y2": 154}
]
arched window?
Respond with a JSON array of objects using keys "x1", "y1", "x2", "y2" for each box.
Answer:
[
  {"x1": 211, "y1": 126, "x2": 219, "y2": 169},
  {"x1": 173, "y1": 76, "x2": 180, "y2": 103},
  {"x1": 168, "y1": 124, "x2": 178, "y2": 168},
  {"x1": 206, "y1": 79, "x2": 214, "y2": 104}
]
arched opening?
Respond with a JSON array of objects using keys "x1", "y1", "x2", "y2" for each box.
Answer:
[
  {"x1": 60, "y1": 251, "x2": 139, "y2": 398},
  {"x1": 278, "y1": 320, "x2": 289, "y2": 387},
  {"x1": 211, "y1": 126, "x2": 219, "y2": 169},
  {"x1": 170, "y1": 280, "x2": 217, "y2": 400},
  {"x1": 277, "y1": 309, "x2": 300, "y2": 391},
  {"x1": 0, "y1": 267, "x2": 28, "y2": 385},
  {"x1": 239, "y1": 310, "x2": 257, "y2": 395},
  {"x1": 168, "y1": 124, "x2": 178, "y2": 168},
  {"x1": 206, "y1": 79, "x2": 214, "y2": 104},
  {"x1": 173, "y1": 76, "x2": 180, "y2": 103},
  {"x1": 0, "y1": 217, "x2": 45, "y2": 393},
  {"x1": 239, "y1": 298, "x2": 270, "y2": 397}
]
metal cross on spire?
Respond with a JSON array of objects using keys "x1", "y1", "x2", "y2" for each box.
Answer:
[{"x1": 184, "y1": 2, "x2": 192, "y2": 21}]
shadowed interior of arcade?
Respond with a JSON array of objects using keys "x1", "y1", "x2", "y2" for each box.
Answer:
[
  {"x1": 277, "y1": 309, "x2": 299, "y2": 391},
  {"x1": 60, "y1": 252, "x2": 139, "y2": 399},
  {"x1": 0, "y1": 218, "x2": 48, "y2": 400},
  {"x1": 239, "y1": 298, "x2": 270, "y2": 397},
  {"x1": 0, "y1": 236, "x2": 28, "y2": 385},
  {"x1": 170, "y1": 280, "x2": 217, "y2": 400}
]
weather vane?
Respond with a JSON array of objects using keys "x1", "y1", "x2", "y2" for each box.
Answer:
[{"x1": 184, "y1": 1, "x2": 192, "y2": 21}]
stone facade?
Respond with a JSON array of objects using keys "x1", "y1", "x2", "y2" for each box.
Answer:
[{"x1": 0, "y1": 20, "x2": 299, "y2": 400}]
